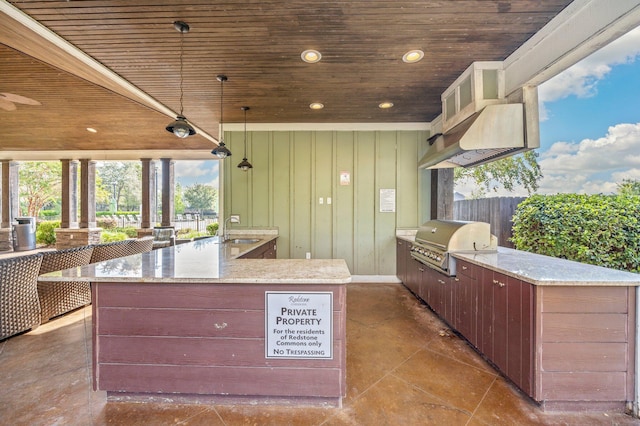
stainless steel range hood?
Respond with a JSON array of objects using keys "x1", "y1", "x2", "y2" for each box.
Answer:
[{"x1": 419, "y1": 103, "x2": 537, "y2": 169}]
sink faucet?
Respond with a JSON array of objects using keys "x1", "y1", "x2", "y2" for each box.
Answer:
[{"x1": 223, "y1": 215, "x2": 239, "y2": 241}]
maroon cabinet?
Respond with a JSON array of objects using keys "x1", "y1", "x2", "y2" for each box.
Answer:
[
  {"x1": 396, "y1": 245, "x2": 637, "y2": 410},
  {"x1": 238, "y1": 240, "x2": 277, "y2": 259},
  {"x1": 454, "y1": 260, "x2": 478, "y2": 346},
  {"x1": 396, "y1": 239, "x2": 409, "y2": 284},
  {"x1": 477, "y1": 268, "x2": 533, "y2": 395}
]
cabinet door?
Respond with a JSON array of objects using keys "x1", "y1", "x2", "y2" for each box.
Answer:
[
  {"x1": 492, "y1": 271, "x2": 509, "y2": 373},
  {"x1": 396, "y1": 239, "x2": 408, "y2": 283},
  {"x1": 479, "y1": 268, "x2": 534, "y2": 396},
  {"x1": 478, "y1": 267, "x2": 495, "y2": 358},
  {"x1": 506, "y1": 275, "x2": 533, "y2": 395},
  {"x1": 455, "y1": 260, "x2": 477, "y2": 346},
  {"x1": 404, "y1": 258, "x2": 422, "y2": 296},
  {"x1": 441, "y1": 275, "x2": 455, "y2": 325}
]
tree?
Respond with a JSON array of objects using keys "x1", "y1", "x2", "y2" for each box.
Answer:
[
  {"x1": 174, "y1": 182, "x2": 186, "y2": 214},
  {"x1": 97, "y1": 162, "x2": 141, "y2": 211},
  {"x1": 617, "y1": 179, "x2": 640, "y2": 196},
  {"x1": 454, "y1": 150, "x2": 542, "y2": 198},
  {"x1": 183, "y1": 183, "x2": 217, "y2": 214},
  {"x1": 19, "y1": 161, "x2": 62, "y2": 217}
]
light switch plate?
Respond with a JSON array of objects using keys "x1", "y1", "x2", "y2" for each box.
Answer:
[
  {"x1": 319, "y1": 197, "x2": 324, "y2": 205},
  {"x1": 327, "y1": 197, "x2": 332, "y2": 204}
]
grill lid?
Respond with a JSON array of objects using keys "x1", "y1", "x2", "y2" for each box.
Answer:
[{"x1": 415, "y1": 220, "x2": 496, "y2": 252}]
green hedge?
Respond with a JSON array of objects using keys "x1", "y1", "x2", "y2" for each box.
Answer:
[
  {"x1": 511, "y1": 194, "x2": 640, "y2": 273},
  {"x1": 36, "y1": 220, "x2": 60, "y2": 245}
]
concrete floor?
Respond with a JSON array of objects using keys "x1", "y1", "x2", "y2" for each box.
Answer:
[{"x1": 1, "y1": 282, "x2": 638, "y2": 425}]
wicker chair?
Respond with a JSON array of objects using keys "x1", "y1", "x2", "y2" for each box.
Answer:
[
  {"x1": 89, "y1": 240, "x2": 133, "y2": 263},
  {"x1": 124, "y1": 237, "x2": 154, "y2": 256},
  {"x1": 37, "y1": 246, "x2": 94, "y2": 323},
  {"x1": 0, "y1": 253, "x2": 43, "y2": 340}
]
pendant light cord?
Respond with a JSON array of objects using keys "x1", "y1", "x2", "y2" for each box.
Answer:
[
  {"x1": 220, "y1": 78, "x2": 224, "y2": 139},
  {"x1": 243, "y1": 107, "x2": 247, "y2": 158},
  {"x1": 179, "y1": 31, "x2": 184, "y2": 116}
]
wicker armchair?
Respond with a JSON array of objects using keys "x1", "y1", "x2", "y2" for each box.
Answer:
[
  {"x1": 0, "y1": 253, "x2": 43, "y2": 340},
  {"x1": 37, "y1": 246, "x2": 94, "y2": 323},
  {"x1": 89, "y1": 240, "x2": 133, "y2": 263},
  {"x1": 125, "y1": 237, "x2": 154, "y2": 256}
]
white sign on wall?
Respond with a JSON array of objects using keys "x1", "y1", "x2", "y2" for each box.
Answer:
[
  {"x1": 380, "y1": 188, "x2": 396, "y2": 212},
  {"x1": 265, "y1": 291, "x2": 333, "y2": 359}
]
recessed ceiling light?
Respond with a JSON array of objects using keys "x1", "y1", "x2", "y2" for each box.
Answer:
[
  {"x1": 379, "y1": 102, "x2": 394, "y2": 109},
  {"x1": 86, "y1": 127, "x2": 98, "y2": 133},
  {"x1": 309, "y1": 102, "x2": 324, "y2": 110},
  {"x1": 402, "y1": 50, "x2": 424, "y2": 63},
  {"x1": 301, "y1": 50, "x2": 322, "y2": 63}
]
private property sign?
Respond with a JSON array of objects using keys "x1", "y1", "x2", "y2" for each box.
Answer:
[{"x1": 265, "y1": 291, "x2": 333, "y2": 359}]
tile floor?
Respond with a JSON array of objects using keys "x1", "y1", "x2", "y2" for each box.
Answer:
[{"x1": 1, "y1": 282, "x2": 639, "y2": 425}]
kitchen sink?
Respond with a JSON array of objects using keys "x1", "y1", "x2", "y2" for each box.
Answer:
[{"x1": 227, "y1": 238, "x2": 261, "y2": 244}]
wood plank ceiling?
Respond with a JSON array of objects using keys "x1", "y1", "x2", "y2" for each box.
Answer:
[{"x1": 0, "y1": 0, "x2": 574, "y2": 158}]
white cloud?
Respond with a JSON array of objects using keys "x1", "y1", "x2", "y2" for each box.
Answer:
[
  {"x1": 537, "y1": 122, "x2": 640, "y2": 194},
  {"x1": 455, "y1": 122, "x2": 640, "y2": 198},
  {"x1": 174, "y1": 160, "x2": 220, "y2": 188},
  {"x1": 538, "y1": 25, "x2": 640, "y2": 117}
]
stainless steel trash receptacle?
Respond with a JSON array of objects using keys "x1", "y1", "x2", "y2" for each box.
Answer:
[{"x1": 12, "y1": 217, "x2": 36, "y2": 251}]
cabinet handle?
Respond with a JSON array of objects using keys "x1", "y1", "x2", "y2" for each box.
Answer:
[
  {"x1": 462, "y1": 265, "x2": 467, "y2": 270},
  {"x1": 438, "y1": 279, "x2": 445, "y2": 284},
  {"x1": 418, "y1": 268, "x2": 424, "y2": 272},
  {"x1": 454, "y1": 278, "x2": 459, "y2": 282},
  {"x1": 492, "y1": 279, "x2": 499, "y2": 284},
  {"x1": 498, "y1": 282, "x2": 505, "y2": 288}
]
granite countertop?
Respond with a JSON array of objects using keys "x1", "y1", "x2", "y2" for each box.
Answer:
[
  {"x1": 453, "y1": 246, "x2": 640, "y2": 287},
  {"x1": 40, "y1": 235, "x2": 351, "y2": 285}
]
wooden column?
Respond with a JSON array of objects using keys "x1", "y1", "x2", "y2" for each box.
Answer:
[
  {"x1": 1, "y1": 160, "x2": 19, "y2": 226},
  {"x1": 60, "y1": 159, "x2": 79, "y2": 229},
  {"x1": 140, "y1": 158, "x2": 156, "y2": 230},
  {"x1": 0, "y1": 161, "x2": 20, "y2": 250},
  {"x1": 79, "y1": 159, "x2": 97, "y2": 229},
  {"x1": 430, "y1": 169, "x2": 454, "y2": 220},
  {"x1": 160, "y1": 158, "x2": 174, "y2": 227}
]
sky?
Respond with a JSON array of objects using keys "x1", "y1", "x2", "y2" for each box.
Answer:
[
  {"x1": 175, "y1": 26, "x2": 640, "y2": 197},
  {"x1": 455, "y1": 25, "x2": 640, "y2": 198},
  {"x1": 175, "y1": 159, "x2": 219, "y2": 188}
]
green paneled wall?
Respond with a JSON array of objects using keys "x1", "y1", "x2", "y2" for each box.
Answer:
[{"x1": 223, "y1": 129, "x2": 429, "y2": 275}]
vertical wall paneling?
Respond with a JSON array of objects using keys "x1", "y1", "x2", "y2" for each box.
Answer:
[
  {"x1": 354, "y1": 132, "x2": 376, "y2": 274},
  {"x1": 334, "y1": 132, "x2": 355, "y2": 273},
  {"x1": 292, "y1": 132, "x2": 313, "y2": 259},
  {"x1": 375, "y1": 132, "x2": 398, "y2": 275},
  {"x1": 224, "y1": 129, "x2": 426, "y2": 276},
  {"x1": 271, "y1": 132, "x2": 292, "y2": 258},
  {"x1": 314, "y1": 132, "x2": 334, "y2": 259},
  {"x1": 396, "y1": 131, "x2": 421, "y2": 228},
  {"x1": 228, "y1": 132, "x2": 250, "y2": 227},
  {"x1": 419, "y1": 134, "x2": 432, "y2": 223},
  {"x1": 250, "y1": 131, "x2": 270, "y2": 227}
]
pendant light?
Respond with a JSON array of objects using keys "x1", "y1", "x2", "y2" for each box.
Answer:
[
  {"x1": 165, "y1": 21, "x2": 196, "y2": 138},
  {"x1": 211, "y1": 75, "x2": 232, "y2": 158},
  {"x1": 237, "y1": 106, "x2": 253, "y2": 171}
]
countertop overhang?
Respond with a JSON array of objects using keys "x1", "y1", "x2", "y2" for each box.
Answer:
[
  {"x1": 397, "y1": 233, "x2": 640, "y2": 286},
  {"x1": 454, "y1": 246, "x2": 640, "y2": 287},
  {"x1": 40, "y1": 236, "x2": 352, "y2": 285}
]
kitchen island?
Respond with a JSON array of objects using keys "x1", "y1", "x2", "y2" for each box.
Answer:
[
  {"x1": 40, "y1": 236, "x2": 350, "y2": 406},
  {"x1": 397, "y1": 236, "x2": 640, "y2": 412}
]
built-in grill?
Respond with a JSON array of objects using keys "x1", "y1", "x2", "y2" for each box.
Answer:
[{"x1": 411, "y1": 220, "x2": 497, "y2": 276}]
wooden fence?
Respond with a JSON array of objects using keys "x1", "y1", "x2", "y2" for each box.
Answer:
[{"x1": 454, "y1": 197, "x2": 526, "y2": 248}]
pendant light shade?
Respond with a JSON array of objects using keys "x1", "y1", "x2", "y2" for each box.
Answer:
[
  {"x1": 212, "y1": 75, "x2": 232, "y2": 158},
  {"x1": 166, "y1": 21, "x2": 195, "y2": 138},
  {"x1": 166, "y1": 116, "x2": 195, "y2": 138},
  {"x1": 237, "y1": 106, "x2": 253, "y2": 171}
]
